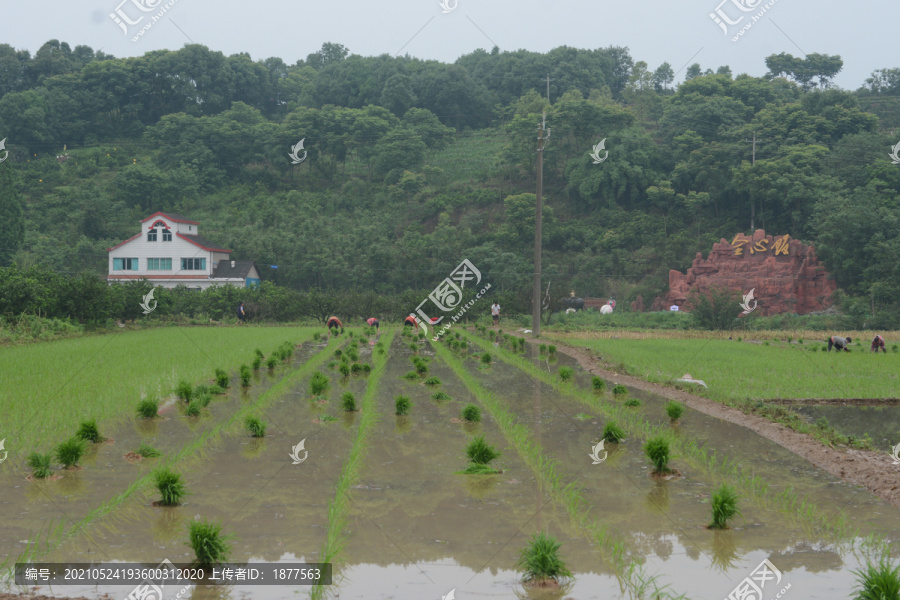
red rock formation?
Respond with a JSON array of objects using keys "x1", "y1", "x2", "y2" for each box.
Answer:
[
  {"x1": 631, "y1": 295, "x2": 645, "y2": 313},
  {"x1": 656, "y1": 230, "x2": 837, "y2": 316}
]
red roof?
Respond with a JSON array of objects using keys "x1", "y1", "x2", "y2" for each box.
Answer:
[
  {"x1": 106, "y1": 232, "x2": 142, "y2": 252},
  {"x1": 141, "y1": 212, "x2": 200, "y2": 225},
  {"x1": 177, "y1": 233, "x2": 231, "y2": 253}
]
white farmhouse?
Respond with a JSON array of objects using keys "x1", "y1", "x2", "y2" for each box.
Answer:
[{"x1": 107, "y1": 212, "x2": 261, "y2": 289}]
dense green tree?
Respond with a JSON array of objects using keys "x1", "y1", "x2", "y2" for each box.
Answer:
[{"x1": 0, "y1": 163, "x2": 25, "y2": 266}]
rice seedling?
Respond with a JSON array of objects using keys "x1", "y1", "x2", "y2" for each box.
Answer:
[
  {"x1": 136, "y1": 397, "x2": 159, "y2": 418},
  {"x1": 194, "y1": 383, "x2": 212, "y2": 397},
  {"x1": 188, "y1": 518, "x2": 233, "y2": 566},
  {"x1": 341, "y1": 392, "x2": 357, "y2": 411},
  {"x1": 461, "y1": 404, "x2": 481, "y2": 422},
  {"x1": 255, "y1": 348, "x2": 264, "y2": 359},
  {"x1": 480, "y1": 352, "x2": 492, "y2": 365},
  {"x1": 333, "y1": 349, "x2": 343, "y2": 359},
  {"x1": 516, "y1": 532, "x2": 572, "y2": 585},
  {"x1": 240, "y1": 365, "x2": 252, "y2": 387},
  {"x1": 339, "y1": 363, "x2": 350, "y2": 376},
  {"x1": 417, "y1": 331, "x2": 425, "y2": 339},
  {"x1": 327, "y1": 360, "x2": 337, "y2": 369},
  {"x1": 347, "y1": 348, "x2": 360, "y2": 362},
  {"x1": 27, "y1": 452, "x2": 53, "y2": 478},
  {"x1": 313, "y1": 332, "x2": 320, "y2": 341},
  {"x1": 666, "y1": 401, "x2": 685, "y2": 422},
  {"x1": 462, "y1": 435, "x2": 500, "y2": 473},
  {"x1": 602, "y1": 421, "x2": 625, "y2": 443},
  {"x1": 175, "y1": 379, "x2": 193, "y2": 401},
  {"x1": 153, "y1": 467, "x2": 186, "y2": 506},
  {"x1": 55, "y1": 437, "x2": 86, "y2": 468},
  {"x1": 361, "y1": 364, "x2": 371, "y2": 373},
  {"x1": 624, "y1": 398, "x2": 641, "y2": 407},
  {"x1": 310, "y1": 371, "x2": 330, "y2": 396},
  {"x1": 558, "y1": 366, "x2": 574, "y2": 381},
  {"x1": 613, "y1": 384, "x2": 628, "y2": 395},
  {"x1": 185, "y1": 399, "x2": 202, "y2": 416},
  {"x1": 852, "y1": 557, "x2": 900, "y2": 600},
  {"x1": 432, "y1": 391, "x2": 451, "y2": 401},
  {"x1": 539, "y1": 343, "x2": 547, "y2": 354},
  {"x1": 350, "y1": 362, "x2": 363, "y2": 373},
  {"x1": 322, "y1": 415, "x2": 337, "y2": 422},
  {"x1": 135, "y1": 443, "x2": 161, "y2": 458},
  {"x1": 266, "y1": 355, "x2": 278, "y2": 368},
  {"x1": 394, "y1": 396, "x2": 412, "y2": 416},
  {"x1": 548, "y1": 345, "x2": 557, "y2": 354},
  {"x1": 413, "y1": 360, "x2": 429, "y2": 375},
  {"x1": 244, "y1": 415, "x2": 267, "y2": 438},
  {"x1": 592, "y1": 376, "x2": 606, "y2": 391},
  {"x1": 403, "y1": 370, "x2": 419, "y2": 380},
  {"x1": 424, "y1": 376, "x2": 441, "y2": 386},
  {"x1": 76, "y1": 419, "x2": 103, "y2": 443},
  {"x1": 409, "y1": 342, "x2": 419, "y2": 352},
  {"x1": 709, "y1": 484, "x2": 741, "y2": 529},
  {"x1": 197, "y1": 391, "x2": 212, "y2": 407},
  {"x1": 252, "y1": 356, "x2": 263, "y2": 371},
  {"x1": 215, "y1": 368, "x2": 229, "y2": 388},
  {"x1": 644, "y1": 435, "x2": 672, "y2": 474}
]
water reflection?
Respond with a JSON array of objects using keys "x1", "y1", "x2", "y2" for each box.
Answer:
[
  {"x1": 512, "y1": 579, "x2": 574, "y2": 600},
  {"x1": 710, "y1": 530, "x2": 740, "y2": 572},
  {"x1": 463, "y1": 473, "x2": 501, "y2": 500},
  {"x1": 240, "y1": 437, "x2": 266, "y2": 460},
  {"x1": 645, "y1": 481, "x2": 669, "y2": 512}
]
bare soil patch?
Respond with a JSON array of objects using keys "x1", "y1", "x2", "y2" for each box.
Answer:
[{"x1": 515, "y1": 332, "x2": 900, "y2": 509}]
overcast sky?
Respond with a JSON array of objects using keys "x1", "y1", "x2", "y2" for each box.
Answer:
[{"x1": 0, "y1": 0, "x2": 894, "y2": 90}]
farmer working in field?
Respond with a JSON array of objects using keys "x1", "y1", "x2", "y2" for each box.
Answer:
[
  {"x1": 404, "y1": 314, "x2": 418, "y2": 328},
  {"x1": 491, "y1": 302, "x2": 501, "y2": 327},
  {"x1": 827, "y1": 335, "x2": 852, "y2": 352},
  {"x1": 871, "y1": 334, "x2": 886, "y2": 353},
  {"x1": 366, "y1": 317, "x2": 379, "y2": 332},
  {"x1": 326, "y1": 316, "x2": 343, "y2": 334}
]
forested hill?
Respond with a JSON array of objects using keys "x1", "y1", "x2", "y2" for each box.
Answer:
[{"x1": 1, "y1": 40, "x2": 899, "y2": 313}]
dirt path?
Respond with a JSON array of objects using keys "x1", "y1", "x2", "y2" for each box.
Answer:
[{"x1": 509, "y1": 331, "x2": 900, "y2": 510}]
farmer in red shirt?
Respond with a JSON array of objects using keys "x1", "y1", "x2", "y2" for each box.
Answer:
[
  {"x1": 871, "y1": 335, "x2": 886, "y2": 353},
  {"x1": 366, "y1": 317, "x2": 379, "y2": 332},
  {"x1": 326, "y1": 316, "x2": 343, "y2": 334}
]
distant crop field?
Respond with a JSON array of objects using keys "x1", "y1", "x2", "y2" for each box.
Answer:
[
  {"x1": 0, "y1": 326, "x2": 318, "y2": 457},
  {"x1": 426, "y1": 131, "x2": 505, "y2": 182},
  {"x1": 562, "y1": 336, "x2": 900, "y2": 401}
]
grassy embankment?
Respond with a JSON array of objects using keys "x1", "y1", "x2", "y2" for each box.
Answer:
[{"x1": 0, "y1": 326, "x2": 321, "y2": 459}]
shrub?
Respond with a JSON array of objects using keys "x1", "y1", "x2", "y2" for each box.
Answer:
[
  {"x1": 613, "y1": 384, "x2": 628, "y2": 395},
  {"x1": 188, "y1": 519, "x2": 233, "y2": 566},
  {"x1": 240, "y1": 365, "x2": 251, "y2": 387},
  {"x1": 136, "y1": 444, "x2": 161, "y2": 458},
  {"x1": 310, "y1": 371, "x2": 330, "y2": 396},
  {"x1": 244, "y1": 415, "x2": 266, "y2": 437},
  {"x1": 266, "y1": 355, "x2": 278, "y2": 368},
  {"x1": 592, "y1": 376, "x2": 606, "y2": 391},
  {"x1": 516, "y1": 532, "x2": 572, "y2": 584},
  {"x1": 666, "y1": 401, "x2": 685, "y2": 422},
  {"x1": 395, "y1": 396, "x2": 412, "y2": 415},
  {"x1": 644, "y1": 435, "x2": 672, "y2": 474},
  {"x1": 175, "y1": 379, "x2": 193, "y2": 401},
  {"x1": 403, "y1": 370, "x2": 420, "y2": 380},
  {"x1": 624, "y1": 398, "x2": 641, "y2": 407},
  {"x1": 76, "y1": 419, "x2": 103, "y2": 443},
  {"x1": 139, "y1": 393, "x2": 169, "y2": 412},
  {"x1": 480, "y1": 352, "x2": 492, "y2": 365},
  {"x1": 465, "y1": 435, "x2": 500, "y2": 464},
  {"x1": 461, "y1": 404, "x2": 482, "y2": 422},
  {"x1": 185, "y1": 400, "x2": 202, "y2": 416},
  {"x1": 341, "y1": 392, "x2": 357, "y2": 411},
  {"x1": 424, "y1": 376, "x2": 441, "y2": 386},
  {"x1": 558, "y1": 367, "x2": 574, "y2": 381},
  {"x1": 709, "y1": 484, "x2": 741, "y2": 529},
  {"x1": 852, "y1": 558, "x2": 900, "y2": 600},
  {"x1": 27, "y1": 452, "x2": 53, "y2": 478},
  {"x1": 602, "y1": 421, "x2": 625, "y2": 443},
  {"x1": 215, "y1": 369, "x2": 229, "y2": 388},
  {"x1": 55, "y1": 437, "x2": 86, "y2": 468},
  {"x1": 154, "y1": 468, "x2": 186, "y2": 506},
  {"x1": 339, "y1": 363, "x2": 350, "y2": 376},
  {"x1": 432, "y1": 391, "x2": 451, "y2": 401}
]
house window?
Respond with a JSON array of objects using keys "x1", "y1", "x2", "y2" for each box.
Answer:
[
  {"x1": 113, "y1": 257, "x2": 138, "y2": 270},
  {"x1": 181, "y1": 257, "x2": 206, "y2": 270},
  {"x1": 147, "y1": 229, "x2": 157, "y2": 242},
  {"x1": 148, "y1": 258, "x2": 172, "y2": 270},
  {"x1": 162, "y1": 229, "x2": 172, "y2": 242}
]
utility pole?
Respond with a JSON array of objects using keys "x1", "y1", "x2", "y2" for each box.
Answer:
[
  {"x1": 532, "y1": 112, "x2": 548, "y2": 336},
  {"x1": 545, "y1": 74, "x2": 553, "y2": 102},
  {"x1": 743, "y1": 132, "x2": 763, "y2": 231}
]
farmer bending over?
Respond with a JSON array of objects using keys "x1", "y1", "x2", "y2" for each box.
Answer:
[
  {"x1": 404, "y1": 315, "x2": 418, "y2": 328},
  {"x1": 366, "y1": 317, "x2": 379, "y2": 332},
  {"x1": 871, "y1": 335, "x2": 886, "y2": 353},
  {"x1": 827, "y1": 335, "x2": 851, "y2": 352},
  {"x1": 327, "y1": 316, "x2": 343, "y2": 334}
]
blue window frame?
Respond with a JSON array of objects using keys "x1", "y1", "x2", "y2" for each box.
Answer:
[{"x1": 113, "y1": 257, "x2": 138, "y2": 270}]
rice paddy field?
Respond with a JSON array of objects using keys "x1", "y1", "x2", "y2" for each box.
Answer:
[{"x1": 1, "y1": 325, "x2": 899, "y2": 600}]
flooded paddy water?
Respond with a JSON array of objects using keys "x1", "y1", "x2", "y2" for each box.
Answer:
[{"x1": 2, "y1": 331, "x2": 899, "y2": 600}]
